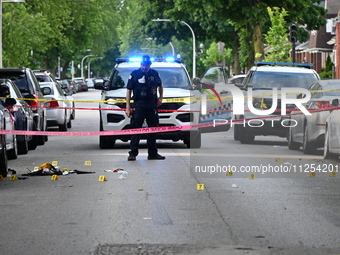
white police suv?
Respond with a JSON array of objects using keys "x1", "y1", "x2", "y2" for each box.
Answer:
[
  {"x1": 233, "y1": 62, "x2": 320, "y2": 144},
  {"x1": 95, "y1": 57, "x2": 233, "y2": 149}
]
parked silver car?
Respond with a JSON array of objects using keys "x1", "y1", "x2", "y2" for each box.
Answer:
[
  {"x1": 39, "y1": 82, "x2": 72, "y2": 131},
  {"x1": 0, "y1": 86, "x2": 17, "y2": 160},
  {"x1": 1, "y1": 79, "x2": 36, "y2": 154},
  {"x1": 324, "y1": 98, "x2": 340, "y2": 159},
  {"x1": 288, "y1": 80, "x2": 340, "y2": 154}
]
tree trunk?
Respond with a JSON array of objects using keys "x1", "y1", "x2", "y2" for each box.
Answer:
[
  {"x1": 246, "y1": 23, "x2": 254, "y2": 70},
  {"x1": 233, "y1": 31, "x2": 241, "y2": 75},
  {"x1": 253, "y1": 23, "x2": 264, "y2": 62}
]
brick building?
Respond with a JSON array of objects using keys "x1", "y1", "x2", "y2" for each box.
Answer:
[{"x1": 294, "y1": 0, "x2": 340, "y2": 75}]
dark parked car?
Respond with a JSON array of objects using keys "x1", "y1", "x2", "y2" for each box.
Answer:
[
  {"x1": 0, "y1": 79, "x2": 36, "y2": 153},
  {"x1": 0, "y1": 67, "x2": 47, "y2": 146},
  {"x1": 72, "y1": 77, "x2": 88, "y2": 92}
]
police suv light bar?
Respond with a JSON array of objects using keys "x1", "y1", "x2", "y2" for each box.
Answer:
[
  {"x1": 254, "y1": 61, "x2": 313, "y2": 68},
  {"x1": 116, "y1": 57, "x2": 181, "y2": 64}
]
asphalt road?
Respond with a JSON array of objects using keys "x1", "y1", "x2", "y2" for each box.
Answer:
[{"x1": 0, "y1": 89, "x2": 339, "y2": 255}]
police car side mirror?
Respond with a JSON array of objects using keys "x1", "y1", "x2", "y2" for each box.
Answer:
[
  {"x1": 5, "y1": 98, "x2": 16, "y2": 106},
  {"x1": 192, "y1": 77, "x2": 202, "y2": 90},
  {"x1": 193, "y1": 77, "x2": 201, "y2": 86},
  {"x1": 0, "y1": 84, "x2": 10, "y2": 97},
  {"x1": 94, "y1": 80, "x2": 108, "y2": 90}
]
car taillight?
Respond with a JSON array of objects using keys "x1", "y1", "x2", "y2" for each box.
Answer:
[
  {"x1": 46, "y1": 99, "x2": 59, "y2": 108},
  {"x1": 316, "y1": 101, "x2": 330, "y2": 109},
  {"x1": 30, "y1": 94, "x2": 40, "y2": 111}
]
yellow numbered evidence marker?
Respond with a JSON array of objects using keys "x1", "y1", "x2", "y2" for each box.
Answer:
[
  {"x1": 329, "y1": 171, "x2": 336, "y2": 177},
  {"x1": 85, "y1": 161, "x2": 92, "y2": 166},
  {"x1": 98, "y1": 175, "x2": 107, "y2": 182},
  {"x1": 51, "y1": 175, "x2": 59, "y2": 180},
  {"x1": 10, "y1": 175, "x2": 18, "y2": 181},
  {"x1": 309, "y1": 172, "x2": 316, "y2": 177},
  {"x1": 52, "y1": 161, "x2": 59, "y2": 166},
  {"x1": 197, "y1": 184, "x2": 204, "y2": 190},
  {"x1": 249, "y1": 173, "x2": 256, "y2": 179},
  {"x1": 226, "y1": 170, "x2": 234, "y2": 176}
]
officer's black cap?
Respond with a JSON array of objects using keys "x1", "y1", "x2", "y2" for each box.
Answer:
[{"x1": 141, "y1": 55, "x2": 152, "y2": 66}]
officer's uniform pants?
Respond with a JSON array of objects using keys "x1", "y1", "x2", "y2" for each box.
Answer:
[{"x1": 129, "y1": 107, "x2": 159, "y2": 156}]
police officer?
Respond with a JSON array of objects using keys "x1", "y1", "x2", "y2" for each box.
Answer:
[{"x1": 125, "y1": 55, "x2": 165, "y2": 161}]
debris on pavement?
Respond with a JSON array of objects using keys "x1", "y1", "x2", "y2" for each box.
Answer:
[
  {"x1": 118, "y1": 170, "x2": 128, "y2": 180},
  {"x1": 103, "y1": 168, "x2": 128, "y2": 180},
  {"x1": 22, "y1": 162, "x2": 95, "y2": 176}
]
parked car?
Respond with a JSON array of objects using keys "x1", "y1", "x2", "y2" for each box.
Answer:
[
  {"x1": 233, "y1": 62, "x2": 320, "y2": 144},
  {"x1": 0, "y1": 84, "x2": 13, "y2": 177},
  {"x1": 33, "y1": 70, "x2": 58, "y2": 83},
  {"x1": 288, "y1": 80, "x2": 340, "y2": 154},
  {"x1": 59, "y1": 79, "x2": 71, "y2": 92},
  {"x1": 39, "y1": 82, "x2": 72, "y2": 131},
  {"x1": 0, "y1": 84, "x2": 17, "y2": 160},
  {"x1": 228, "y1": 74, "x2": 246, "y2": 85},
  {"x1": 67, "y1": 79, "x2": 77, "y2": 94},
  {"x1": 85, "y1": 78, "x2": 94, "y2": 89},
  {"x1": 1, "y1": 79, "x2": 36, "y2": 154},
  {"x1": 72, "y1": 77, "x2": 88, "y2": 92},
  {"x1": 0, "y1": 67, "x2": 47, "y2": 146},
  {"x1": 324, "y1": 99, "x2": 340, "y2": 159}
]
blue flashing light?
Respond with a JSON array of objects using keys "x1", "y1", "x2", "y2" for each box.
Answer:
[
  {"x1": 165, "y1": 57, "x2": 175, "y2": 62},
  {"x1": 129, "y1": 57, "x2": 142, "y2": 62},
  {"x1": 116, "y1": 56, "x2": 182, "y2": 64}
]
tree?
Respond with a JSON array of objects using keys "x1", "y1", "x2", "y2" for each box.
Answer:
[
  {"x1": 2, "y1": 0, "x2": 121, "y2": 78},
  {"x1": 169, "y1": 0, "x2": 327, "y2": 69},
  {"x1": 264, "y1": 7, "x2": 291, "y2": 62}
]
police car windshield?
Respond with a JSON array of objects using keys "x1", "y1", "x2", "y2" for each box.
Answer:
[
  {"x1": 251, "y1": 71, "x2": 318, "y2": 90},
  {"x1": 110, "y1": 67, "x2": 191, "y2": 90}
]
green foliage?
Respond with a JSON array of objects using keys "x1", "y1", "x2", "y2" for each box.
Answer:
[
  {"x1": 2, "y1": 0, "x2": 120, "y2": 78},
  {"x1": 319, "y1": 70, "x2": 332, "y2": 79},
  {"x1": 202, "y1": 42, "x2": 224, "y2": 66},
  {"x1": 264, "y1": 7, "x2": 292, "y2": 63},
  {"x1": 319, "y1": 54, "x2": 334, "y2": 79},
  {"x1": 0, "y1": 0, "x2": 329, "y2": 77},
  {"x1": 238, "y1": 27, "x2": 253, "y2": 69},
  {"x1": 325, "y1": 54, "x2": 333, "y2": 72}
]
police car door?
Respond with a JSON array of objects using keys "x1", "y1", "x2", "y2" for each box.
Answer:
[{"x1": 198, "y1": 65, "x2": 233, "y2": 133}]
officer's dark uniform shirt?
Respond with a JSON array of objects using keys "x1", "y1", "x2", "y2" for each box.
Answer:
[{"x1": 127, "y1": 68, "x2": 162, "y2": 109}]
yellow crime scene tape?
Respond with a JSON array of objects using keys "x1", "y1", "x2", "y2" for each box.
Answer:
[{"x1": 1, "y1": 88, "x2": 339, "y2": 104}]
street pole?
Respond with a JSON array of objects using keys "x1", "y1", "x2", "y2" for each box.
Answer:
[
  {"x1": 81, "y1": 55, "x2": 94, "y2": 79},
  {"x1": 88, "y1": 57, "x2": 103, "y2": 79},
  {"x1": 169, "y1": 42, "x2": 175, "y2": 57},
  {"x1": 180, "y1": 20, "x2": 196, "y2": 78},
  {"x1": 152, "y1": 18, "x2": 196, "y2": 79},
  {"x1": 71, "y1": 60, "x2": 74, "y2": 79},
  {"x1": 57, "y1": 56, "x2": 60, "y2": 78},
  {"x1": 292, "y1": 42, "x2": 296, "y2": 65},
  {"x1": 0, "y1": 0, "x2": 25, "y2": 68}
]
